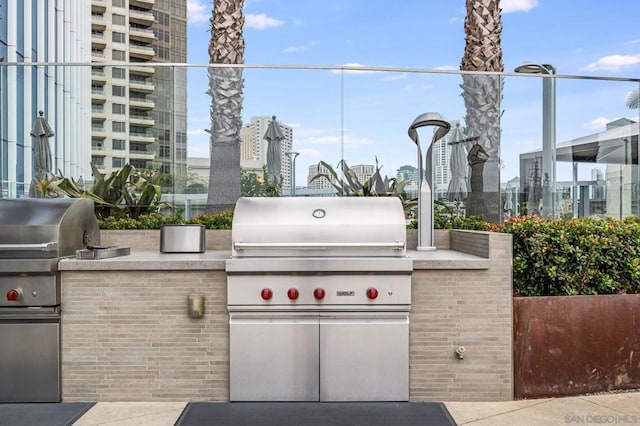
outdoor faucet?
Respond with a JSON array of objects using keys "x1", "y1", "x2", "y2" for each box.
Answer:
[{"x1": 408, "y1": 113, "x2": 451, "y2": 251}]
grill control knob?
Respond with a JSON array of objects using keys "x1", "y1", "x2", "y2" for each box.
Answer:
[
  {"x1": 366, "y1": 287, "x2": 379, "y2": 300},
  {"x1": 313, "y1": 288, "x2": 326, "y2": 300},
  {"x1": 6, "y1": 289, "x2": 22, "y2": 302},
  {"x1": 287, "y1": 288, "x2": 299, "y2": 300},
  {"x1": 260, "y1": 288, "x2": 273, "y2": 300}
]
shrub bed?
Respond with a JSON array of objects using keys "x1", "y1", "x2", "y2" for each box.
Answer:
[
  {"x1": 98, "y1": 210, "x2": 233, "y2": 230},
  {"x1": 492, "y1": 216, "x2": 640, "y2": 296}
]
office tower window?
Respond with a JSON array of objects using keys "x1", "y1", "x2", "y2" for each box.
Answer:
[
  {"x1": 112, "y1": 68, "x2": 125, "y2": 79},
  {"x1": 112, "y1": 14, "x2": 125, "y2": 26},
  {"x1": 112, "y1": 121, "x2": 126, "y2": 133},
  {"x1": 112, "y1": 104, "x2": 126, "y2": 115},
  {"x1": 112, "y1": 32, "x2": 125, "y2": 43},
  {"x1": 112, "y1": 139, "x2": 126, "y2": 150}
]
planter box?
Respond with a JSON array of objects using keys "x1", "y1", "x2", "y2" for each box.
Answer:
[{"x1": 514, "y1": 294, "x2": 640, "y2": 399}]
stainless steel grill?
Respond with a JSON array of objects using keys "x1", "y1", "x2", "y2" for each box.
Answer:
[
  {"x1": 226, "y1": 197, "x2": 412, "y2": 402},
  {"x1": 0, "y1": 198, "x2": 99, "y2": 402}
]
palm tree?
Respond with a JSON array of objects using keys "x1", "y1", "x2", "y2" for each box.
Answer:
[
  {"x1": 206, "y1": 0, "x2": 245, "y2": 213},
  {"x1": 460, "y1": 0, "x2": 503, "y2": 223},
  {"x1": 626, "y1": 89, "x2": 639, "y2": 109}
]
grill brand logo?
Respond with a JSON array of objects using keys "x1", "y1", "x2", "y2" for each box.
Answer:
[{"x1": 336, "y1": 291, "x2": 355, "y2": 296}]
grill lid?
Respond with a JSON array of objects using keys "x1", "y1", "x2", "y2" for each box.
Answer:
[
  {"x1": 231, "y1": 197, "x2": 407, "y2": 257},
  {"x1": 0, "y1": 198, "x2": 100, "y2": 259}
]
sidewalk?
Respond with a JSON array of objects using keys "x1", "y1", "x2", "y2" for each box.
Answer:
[
  {"x1": 445, "y1": 392, "x2": 640, "y2": 425},
  {"x1": 68, "y1": 392, "x2": 640, "y2": 426}
]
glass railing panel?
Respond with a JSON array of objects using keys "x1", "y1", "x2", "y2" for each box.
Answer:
[
  {"x1": 503, "y1": 73, "x2": 640, "y2": 220},
  {"x1": 1, "y1": 63, "x2": 639, "y2": 225}
]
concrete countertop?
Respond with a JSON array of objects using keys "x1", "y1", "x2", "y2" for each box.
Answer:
[{"x1": 59, "y1": 249, "x2": 489, "y2": 271}]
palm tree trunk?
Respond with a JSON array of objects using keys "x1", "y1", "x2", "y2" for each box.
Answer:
[
  {"x1": 207, "y1": 0, "x2": 245, "y2": 213},
  {"x1": 460, "y1": 0, "x2": 503, "y2": 223}
]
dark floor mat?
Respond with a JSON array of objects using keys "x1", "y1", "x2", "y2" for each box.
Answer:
[
  {"x1": 175, "y1": 402, "x2": 457, "y2": 426},
  {"x1": 0, "y1": 402, "x2": 95, "y2": 426}
]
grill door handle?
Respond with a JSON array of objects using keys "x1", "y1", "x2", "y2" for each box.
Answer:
[
  {"x1": 0, "y1": 242, "x2": 58, "y2": 252},
  {"x1": 233, "y1": 242, "x2": 405, "y2": 251}
]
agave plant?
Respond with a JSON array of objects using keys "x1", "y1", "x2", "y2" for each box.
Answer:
[
  {"x1": 310, "y1": 159, "x2": 415, "y2": 213},
  {"x1": 53, "y1": 163, "x2": 165, "y2": 220}
]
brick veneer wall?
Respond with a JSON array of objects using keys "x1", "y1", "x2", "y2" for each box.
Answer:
[
  {"x1": 409, "y1": 231, "x2": 513, "y2": 401},
  {"x1": 61, "y1": 270, "x2": 229, "y2": 401}
]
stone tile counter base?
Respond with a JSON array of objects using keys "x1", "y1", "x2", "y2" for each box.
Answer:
[
  {"x1": 61, "y1": 270, "x2": 229, "y2": 402},
  {"x1": 60, "y1": 230, "x2": 512, "y2": 402}
]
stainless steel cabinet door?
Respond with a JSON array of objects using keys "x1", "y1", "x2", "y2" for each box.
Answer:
[
  {"x1": 319, "y1": 312, "x2": 409, "y2": 401},
  {"x1": 0, "y1": 318, "x2": 60, "y2": 402},
  {"x1": 229, "y1": 313, "x2": 319, "y2": 401}
]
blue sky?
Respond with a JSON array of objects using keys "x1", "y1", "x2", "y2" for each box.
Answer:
[{"x1": 184, "y1": 0, "x2": 640, "y2": 183}]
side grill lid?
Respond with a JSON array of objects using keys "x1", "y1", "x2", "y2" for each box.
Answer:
[{"x1": 0, "y1": 198, "x2": 100, "y2": 258}]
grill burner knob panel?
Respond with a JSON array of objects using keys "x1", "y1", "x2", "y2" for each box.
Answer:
[
  {"x1": 261, "y1": 288, "x2": 273, "y2": 300},
  {"x1": 6, "y1": 288, "x2": 22, "y2": 302},
  {"x1": 287, "y1": 288, "x2": 299, "y2": 300},
  {"x1": 313, "y1": 288, "x2": 326, "y2": 300},
  {"x1": 366, "y1": 288, "x2": 379, "y2": 300}
]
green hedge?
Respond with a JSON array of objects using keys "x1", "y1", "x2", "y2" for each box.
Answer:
[
  {"x1": 98, "y1": 210, "x2": 233, "y2": 230},
  {"x1": 493, "y1": 216, "x2": 640, "y2": 297}
]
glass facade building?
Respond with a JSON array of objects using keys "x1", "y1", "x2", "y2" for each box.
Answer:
[{"x1": 0, "y1": 0, "x2": 92, "y2": 197}]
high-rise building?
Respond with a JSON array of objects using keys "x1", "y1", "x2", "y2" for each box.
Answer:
[
  {"x1": 350, "y1": 164, "x2": 375, "y2": 185},
  {"x1": 90, "y1": 0, "x2": 187, "y2": 187},
  {"x1": 396, "y1": 165, "x2": 418, "y2": 185},
  {"x1": 0, "y1": 1, "x2": 92, "y2": 197},
  {"x1": 307, "y1": 163, "x2": 335, "y2": 191},
  {"x1": 433, "y1": 120, "x2": 463, "y2": 198}
]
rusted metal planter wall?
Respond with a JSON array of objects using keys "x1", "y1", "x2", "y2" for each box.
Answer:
[{"x1": 514, "y1": 295, "x2": 640, "y2": 399}]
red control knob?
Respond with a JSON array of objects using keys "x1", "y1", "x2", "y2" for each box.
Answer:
[
  {"x1": 366, "y1": 287, "x2": 379, "y2": 300},
  {"x1": 6, "y1": 289, "x2": 21, "y2": 301},
  {"x1": 313, "y1": 288, "x2": 326, "y2": 300},
  {"x1": 287, "y1": 288, "x2": 299, "y2": 300},
  {"x1": 260, "y1": 288, "x2": 273, "y2": 300}
]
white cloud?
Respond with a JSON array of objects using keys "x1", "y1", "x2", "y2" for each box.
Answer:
[
  {"x1": 245, "y1": 13, "x2": 284, "y2": 30},
  {"x1": 500, "y1": 0, "x2": 539, "y2": 14},
  {"x1": 284, "y1": 41, "x2": 319, "y2": 54},
  {"x1": 433, "y1": 65, "x2": 458, "y2": 71},
  {"x1": 584, "y1": 117, "x2": 612, "y2": 130},
  {"x1": 187, "y1": 0, "x2": 209, "y2": 25},
  {"x1": 381, "y1": 73, "x2": 408, "y2": 82},
  {"x1": 582, "y1": 54, "x2": 640, "y2": 72},
  {"x1": 402, "y1": 83, "x2": 435, "y2": 92}
]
